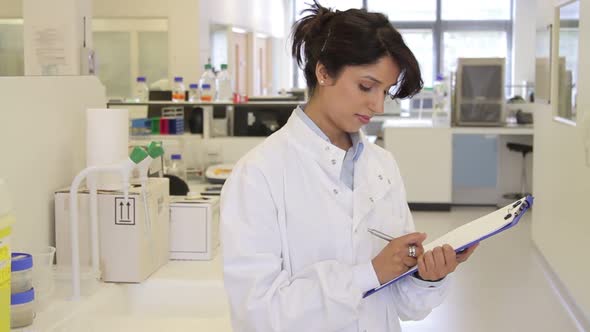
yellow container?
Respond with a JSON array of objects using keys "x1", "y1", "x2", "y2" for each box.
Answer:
[
  {"x1": 0, "y1": 178, "x2": 14, "y2": 332},
  {"x1": 0, "y1": 217, "x2": 13, "y2": 332}
]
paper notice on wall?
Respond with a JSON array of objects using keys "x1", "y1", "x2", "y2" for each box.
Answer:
[{"x1": 32, "y1": 26, "x2": 71, "y2": 75}]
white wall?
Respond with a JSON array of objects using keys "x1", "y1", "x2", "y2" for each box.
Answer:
[
  {"x1": 0, "y1": 76, "x2": 106, "y2": 252},
  {"x1": 512, "y1": 0, "x2": 537, "y2": 86},
  {"x1": 0, "y1": 0, "x2": 21, "y2": 17},
  {"x1": 532, "y1": 0, "x2": 590, "y2": 325}
]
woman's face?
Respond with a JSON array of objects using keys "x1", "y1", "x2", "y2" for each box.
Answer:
[{"x1": 318, "y1": 56, "x2": 400, "y2": 133}]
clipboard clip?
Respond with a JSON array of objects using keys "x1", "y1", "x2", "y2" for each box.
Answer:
[{"x1": 505, "y1": 198, "x2": 529, "y2": 220}]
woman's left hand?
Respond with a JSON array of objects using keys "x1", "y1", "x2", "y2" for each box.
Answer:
[{"x1": 415, "y1": 243, "x2": 479, "y2": 281}]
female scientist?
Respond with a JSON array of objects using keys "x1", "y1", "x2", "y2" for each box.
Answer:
[{"x1": 220, "y1": 2, "x2": 477, "y2": 331}]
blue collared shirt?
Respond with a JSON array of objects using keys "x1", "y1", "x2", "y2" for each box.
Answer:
[{"x1": 295, "y1": 106, "x2": 364, "y2": 190}]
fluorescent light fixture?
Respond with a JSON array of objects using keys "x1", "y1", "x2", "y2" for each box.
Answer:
[
  {"x1": 256, "y1": 33, "x2": 268, "y2": 39},
  {"x1": 0, "y1": 19, "x2": 24, "y2": 25},
  {"x1": 232, "y1": 27, "x2": 247, "y2": 34}
]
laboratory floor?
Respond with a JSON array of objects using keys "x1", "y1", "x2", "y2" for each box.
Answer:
[
  {"x1": 29, "y1": 207, "x2": 580, "y2": 331},
  {"x1": 403, "y1": 207, "x2": 580, "y2": 332}
]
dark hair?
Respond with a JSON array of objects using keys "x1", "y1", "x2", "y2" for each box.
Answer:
[{"x1": 291, "y1": 1, "x2": 423, "y2": 98}]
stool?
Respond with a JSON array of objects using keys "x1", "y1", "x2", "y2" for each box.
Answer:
[{"x1": 503, "y1": 143, "x2": 533, "y2": 200}]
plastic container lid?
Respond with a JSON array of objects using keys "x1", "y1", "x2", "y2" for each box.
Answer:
[
  {"x1": 11, "y1": 253, "x2": 33, "y2": 272},
  {"x1": 137, "y1": 76, "x2": 146, "y2": 82},
  {"x1": 174, "y1": 76, "x2": 183, "y2": 82},
  {"x1": 171, "y1": 154, "x2": 182, "y2": 160},
  {"x1": 0, "y1": 178, "x2": 12, "y2": 217},
  {"x1": 205, "y1": 64, "x2": 212, "y2": 70},
  {"x1": 202, "y1": 84, "x2": 211, "y2": 89},
  {"x1": 11, "y1": 288, "x2": 35, "y2": 305},
  {"x1": 221, "y1": 64, "x2": 228, "y2": 70},
  {"x1": 189, "y1": 84, "x2": 199, "y2": 89}
]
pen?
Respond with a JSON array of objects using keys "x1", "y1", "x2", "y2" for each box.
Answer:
[{"x1": 367, "y1": 228, "x2": 394, "y2": 242}]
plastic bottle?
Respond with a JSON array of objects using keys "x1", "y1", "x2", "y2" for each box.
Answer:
[
  {"x1": 0, "y1": 179, "x2": 15, "y2": 332},
  {"x1": 188, "y1": 84, "x2": 199, "y2": 102},
  {"x1": 134, "y1": 77, "x2": 149, "y2": 102},
  {"x1": 199, "y1": 64, "x2": 217, "y2": 101},
  {"x1": 166, "y1": 154, "x2": 187, "y2": 182},
  {"x1": 172, "y1": 77, "x2": 185, "y2": 102},
  {"x1": 216, "y1": 64, "x2": 233, "y2": 101},
  {"x1": 432, "y1": 74, "x2": 450, "y2": 127}
]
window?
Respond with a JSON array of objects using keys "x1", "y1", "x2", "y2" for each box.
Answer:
[
  {"x1": 442, "y1": 0, "x2": 511, "y2": 20},
  {"x1": 442, "y1": 31, "x2": 508, "y2": 75},
  {"x1": 293, "y1": 1, "x2": 514, "y2": 94},
  {"x1": 400, "y1": 30, "x2": 434, "y2": 88},
  {"x1": 368, "y1": 1, "x2": 436, "y2": 22}
]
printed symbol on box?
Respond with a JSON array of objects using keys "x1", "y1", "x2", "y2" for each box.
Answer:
[{"x1": 115, "y1": 197, "x2": 135, "y2": 225}]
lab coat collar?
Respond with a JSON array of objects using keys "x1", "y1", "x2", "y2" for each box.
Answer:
[
  {"x1": 294, "y1": 106, "x2": 365, "y2": 162},
  {"x1": 286, "y1": 109, "x2": 370, "y2": 182},
  {"x1": 286, "y1": 110, "x2": 392, "y2": 231}
]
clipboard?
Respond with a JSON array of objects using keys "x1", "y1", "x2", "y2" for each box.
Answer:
[{"x1": 363, "y1": 195, "x2": 534, "y2": 298}]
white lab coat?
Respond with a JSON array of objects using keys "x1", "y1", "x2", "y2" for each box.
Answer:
[{"x1": 221, "y1": 111, "x2": 450, "y2": 332}]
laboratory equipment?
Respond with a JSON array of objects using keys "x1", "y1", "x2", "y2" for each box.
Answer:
[
  {"x1": 137, "y1": 142, "x2": 165, "y2": 235},
  {"x1": 216, "y1": 64, "x2": 233, "y2": 101},
  {"x1": 31, "y1": 246, "x2": 55, "y2": 309},
  {"x1": 131, "y1": 118, "x2": 152, "y2": 136},
  {"x1": 67, "y1": 146, "x2": 148, "y2": 299},
  {"x1": 432, "y1": 74, "x2": 451, "y2": 127},
  {"x1": 201, "y1": 84, "x2": 213, "y2": 101},
  {"x1": 134, "y1": 76, "x2": 149, "y2": 102},
  {"x1": 188, "y1": 83, "x2": 199, "y2": 102},
  {"x1": 455, "y1": 58, "x2": 505, "y2": 126},
  {"x1": 10, "y1": 253, "x2": 32, "y2": 294},
  {"x1": 172, "y1": 77, "x2": 185, "y2": 102},
  {"x1": 170, "y1": 195, "x2": 220, "y2": 260},
  {"x1": 10, "y1": 288, "x2": 35, "y2": 328},
  {"x1": 167, "y1": 154, "x2": 187, "y2": 182},
  {"x1": 233, "y1": 103, "x2": 295, "y2": 136},
  {"x1": 199, "y1": 64, "x2": 217, "y2": 101},
  {"x1": 205, "y1": 164, "x2": 234, "y2": 184}
]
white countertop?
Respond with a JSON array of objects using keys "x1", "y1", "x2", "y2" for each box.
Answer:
[
  {"x1": 382, "y1": 118, "x2": 534, "y2": 135},
  {"x1": 25, "y1": 256, "x2": 232, "y2": 332}
]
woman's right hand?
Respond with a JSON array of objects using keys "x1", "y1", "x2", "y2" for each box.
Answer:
[{"x1": 371, "y1": 232, "x2": 427, "y2": 285}]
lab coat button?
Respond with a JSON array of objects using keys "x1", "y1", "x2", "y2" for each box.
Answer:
[
  {"x1": 387, "y1": 179, "x2": 391, "y2": 185},
  {"x1": 378, "y1": 174, "x2": 383, "y2": 180},
  {"x1": 325, "y1": 146, "x2": 330, "y2": 151},
  {"x1": 369, "y1": 197, "x2": 374, "y2": 203},
  {"x1": 333, "y1": 189, "x2": 339, "y2": 195},
  {"x1": 331, "y1": 159, "x2": 336, "y2": 165}
]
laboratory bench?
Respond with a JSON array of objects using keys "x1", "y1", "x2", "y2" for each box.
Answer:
[
  {"x1": 26, "y1": 256, "x2": 231, "y2": 332},
  {"x1": 382, "y1": 118, "x2": 534, "y2": 209}
]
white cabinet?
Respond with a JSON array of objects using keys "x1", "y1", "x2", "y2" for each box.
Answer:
[{"x1": 383, "y1": 124, "x2": 453, "y2": 208}]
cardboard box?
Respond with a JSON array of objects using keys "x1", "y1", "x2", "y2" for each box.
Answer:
[
  {"x1": 54, "y1": 178, "x2": 170, "y2": 283},
  {"x1": 169, "y1": 196, "x2": 219, "y2": 260}
]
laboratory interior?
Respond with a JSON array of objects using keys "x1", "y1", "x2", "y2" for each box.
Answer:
[{"x1": 0, "y1": 0, "x2": 588, "y2": 331}]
